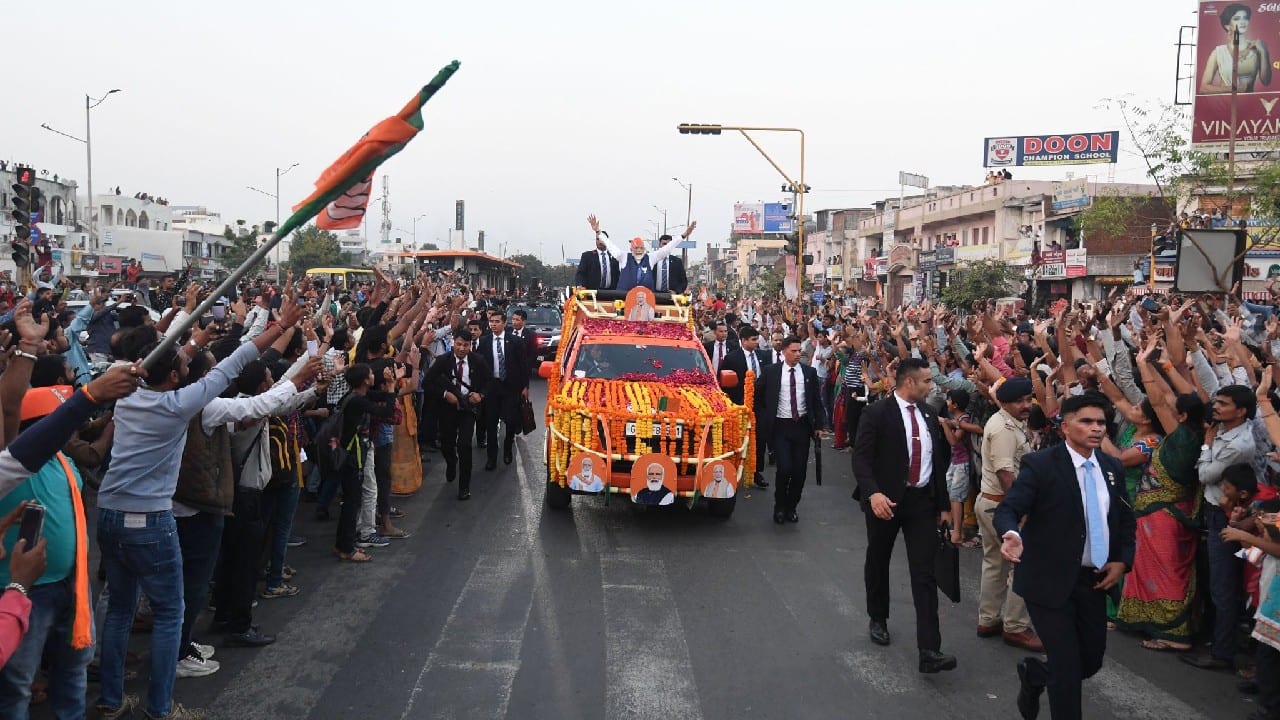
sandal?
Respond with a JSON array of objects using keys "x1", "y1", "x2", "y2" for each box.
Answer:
[
  {"x1": 1141, "y1": 638, "x2": 1191, "y2": 652},
  {"x1": 335, "y1": 548, "x2": 372, "y2": 563}
]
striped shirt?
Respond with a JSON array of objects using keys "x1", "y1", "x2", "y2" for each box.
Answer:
[{"x1": 843, "y1": 351, "x2": 865, "y2": 390}]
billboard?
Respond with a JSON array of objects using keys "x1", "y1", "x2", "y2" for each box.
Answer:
[
  {"x1": 983, "y1": 132, "x2": 1120, "y2": 166},
  {"x1": 1192, "y1": 2, "x2": 1280, "y2": 151},
  {"x1": 763, "y1": 203, "x2": 793, "y2": 233},
  {"x1": 1051, "y1": 178, "x2": 1090, "y2": 212},
  {"x1": 733, "y1": 203, "x2": 763, "y2": 233}
]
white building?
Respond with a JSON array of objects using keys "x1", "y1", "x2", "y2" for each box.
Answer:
[{"x1": 0, "y1": 165, "x2": 81, "y2": 281}]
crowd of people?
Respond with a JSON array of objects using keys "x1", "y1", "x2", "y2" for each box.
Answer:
[
  {"x1": 695, "y1": 287, "x2": 1280, "y2": 720},
  {"x1": 0, "y1": 209, "x2": 1278, "y2": 719},
  {"x1": 0, "y1": 265, "x2": 544, "y2": 719}
]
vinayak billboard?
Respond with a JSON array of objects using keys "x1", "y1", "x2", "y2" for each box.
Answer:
[{"x1": 1192, "y1": 1, "x2": 1280, "y2": 152}]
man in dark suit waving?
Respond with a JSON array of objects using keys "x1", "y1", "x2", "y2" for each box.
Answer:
[
  {"x1": 754, "y1": 336, "x2": 820, "y2": 523},
  {"x1": 653, "y1": 234, "x2": 688, "y2": 294},
  {"x1": 721, "y1": 325, "x2": 771, "y2": 488},
  {"x1": 474, "y1": 310, "x2": 530, "y2": 470},
  {"x1": 852, "y1": 357, "x2": 955, "y2": 674},
  {"x1": 995, "y1": 393, "x2": 1135, "y2": 720},
  {"x1": 574, "y1": 233, "x2": 620, "y2": 290}
]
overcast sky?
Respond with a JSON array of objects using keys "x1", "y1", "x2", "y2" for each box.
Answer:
[{"x1": 7, "y1": 0, "x2": 1197, "y2": 264}]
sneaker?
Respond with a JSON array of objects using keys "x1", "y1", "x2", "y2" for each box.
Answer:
[
  {"x1": 282, "y1": 565, "x2": 296, "y2": 581},
  {"x1": 144, "y1": 702, "x2": 207, "y2": 719},
  {"x1": 189, "y1": 641, "x2": 215, "y2": 660},
  {"x1": 356, "y1": 533, "x2": 390, "y2": 548},
  {"x1": 287, "y1": 535, "x2": 307, "y2": 547},
  {"x1": 260, "y1": 583, "x2": 300, "y2": 599},
  {"x1": 176, "y1": 653, "x2": 221, "y2": 678},
  {"x1": 95, "y1": 694, "x2": 138, "y2": 720},
  {"x1": 388, "y1": 507, "x2": 406, "y2": 519}
]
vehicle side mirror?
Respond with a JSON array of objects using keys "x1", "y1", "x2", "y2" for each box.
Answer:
[
  {"x1": 719, "y1": 370, "x2": 739, "y2": 388},
  {"x1": 539, "y1": 361, "x2": 556, "y2": 379}
]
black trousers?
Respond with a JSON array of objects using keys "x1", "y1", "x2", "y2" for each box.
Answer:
[
  {"x1": 440, "y1": 409, "x2": 476, "y2": 493},
  {"x1": 484, "y1": 386, "x2": 519, "y2": 463},
  {"x1": 772, "y1": 418, "x2": 811, "y2": 512},
  {"x1": 863, "y1": 486, "x2": 941, "y2": 651},
  {"x1": 1024, "y1": 568, "x2": 1108, "y2": 720},
  {"x1": 333, "y1": 461, "x2": 363, "y2": 554},
  {"x1": 844, "y1": 390, "x2": 866, "y2": 451},
  {"x1": 213, "y1": 487, "x2": 264, "y2": 634}
]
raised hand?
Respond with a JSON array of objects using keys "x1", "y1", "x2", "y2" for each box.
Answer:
[
  {"x1": 86, "y1": 363, "x2": 146, "y2": 401},
  {"x1": 682, "y1": 220, "x2": 697, "y2": 238},
  {"x1": 12, "y1": 300, "x2": 48, "y2": 346},
  {"x1": 588, "y1": 214, "x2": 601, "y2": 233}
]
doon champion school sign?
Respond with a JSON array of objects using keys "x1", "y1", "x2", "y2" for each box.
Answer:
[{"x1": 983, "y1": 132, "x2": 1120, "y2": 167}]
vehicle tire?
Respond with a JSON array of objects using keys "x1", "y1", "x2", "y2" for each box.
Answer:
[
  {"x1": 546, "y1": 479, "x2": 572, "y2": 509},
  {"x1": 708, "y1": 496, "x2": 736, "y2": 519}
]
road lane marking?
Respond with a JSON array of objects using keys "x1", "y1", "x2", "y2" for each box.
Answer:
[
  {"x1": 211, "y1": 486, "x2": 437, "y2": 720},
  {"x1": 398, "y1": 552, "x2": 536, "y2": 720},
  {"x1": 602, "y1": 554, "x2": 704, "y2": 720},
  {"x1": 1087, "y1": 659, "x2": 1211, "y2": 720}
]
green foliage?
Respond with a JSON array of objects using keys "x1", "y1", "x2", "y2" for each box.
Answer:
[
  {"x1": 749, "y1": 267, "x2": 783, "y2": 296},
  {"x1": 220, "y1": 226, "x2": 265, "y2": 277},
  {"x1": 940, "y1": 259, "x2": 1020, "y2": 309},
  {"x1": 506, "y1": 253, "x2": 576, "y2": 291},
  {"x1": 286, "y1": 225, "x2": 345, "y2": 275}
]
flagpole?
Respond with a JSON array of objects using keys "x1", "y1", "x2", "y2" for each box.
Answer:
[{"x1": 139, "y1": 229, "x2": 289, "y2": 371}]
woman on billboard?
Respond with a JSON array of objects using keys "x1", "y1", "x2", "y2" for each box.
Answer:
[{"x1": 1200, "y1": 3, "x2": 1272, "y2": 95}]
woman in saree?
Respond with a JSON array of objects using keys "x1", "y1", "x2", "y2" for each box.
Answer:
[
  {"x1": 1116, "y1": 339, "x2": 1206, "y2": 651},
  {"x1": 1096, "y1": 369, "x2": 1165, "y2": 624}
]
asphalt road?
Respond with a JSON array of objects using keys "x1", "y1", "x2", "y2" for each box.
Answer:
[{"x1": 60, "y1": 379, "x2": 1255, "y2": 719}]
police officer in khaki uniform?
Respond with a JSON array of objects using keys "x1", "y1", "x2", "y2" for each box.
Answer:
[{"x1": 977, "y1": 378, "x2": 1043, "y2": 652}]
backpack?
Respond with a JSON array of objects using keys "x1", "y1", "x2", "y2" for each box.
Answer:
[
  {"x1": 265, "y1": 416, "x2": 298, "y2": 492},
  {"x1": 314, "y1": 394, "x2": 357, "y2": 471}
]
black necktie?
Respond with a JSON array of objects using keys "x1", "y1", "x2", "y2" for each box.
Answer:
[{"x1": 600, "y1": 252, "x2": 608, "y2": 286}]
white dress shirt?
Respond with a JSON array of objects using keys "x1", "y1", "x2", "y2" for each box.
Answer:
[
  {"x1": 1064, "y1": 444, "x2": 1111, "y2": 568},
  {"x1": 745, "y1": 349, "x2": 760, "y2": 377},
  {"x1": 447, "y1": 354, "x2": 471, "y2": 398},
  {"x1": 775, "y1": 362, "x2": 808, "y2": 419},
  {"x1": 894, "y1": 392, "x2": 934, "y2": 488},
  {"x1": 711, "y1": 340, "x2": 728, "y2": 371},
  {"x1": 492, "y1": 333, "x2": 506, "y2": 379}
]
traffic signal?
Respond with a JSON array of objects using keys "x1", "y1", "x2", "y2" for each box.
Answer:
[
  {"x1": 10, "y1": 167, "x2": 38, "y2": 265},
  {"x1": 677, "y1": 123, "x2": 722, "y2": 135},
  {"x1": 783, "y1": 232, "x2": 798, "y2": 256}
]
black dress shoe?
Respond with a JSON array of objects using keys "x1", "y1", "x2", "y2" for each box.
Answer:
[
  {"x1": 445, "y1": 474, "x2": 455, "y2": 483},
  {"x1": 1016, "y1": 658, "x2": 1043, "y2": 719},
  {"x1": 504, "y1": 449, "x2": 514, "y2": 465},
  {"x1": 773, "y1": 511, "x2": 786, "y2": 524},
  {"x1": 786, "y1": 511, "x2": 799, "y2": 523},
  {"x1": 918, "y1": 649, "x2": 957, "y2": 674},
  {"x1": 484, "y1": 460, "x2": 497, "y2": 471},
  {"x1": 869, "y1": 619, "x2": 890, "y2": 646},
  {"x1": 753, "y1": 472, "x2": 769, "y2": 489},
  {"x1": 458, "y1": 490, "x2": 471, "y2": 501},
  {"x1": 477, "y1": 440, "x2": 488, "y2": 448},
  {"x1": 1179, "y1": 653, "x2": 1232, "y2": 671},
  {"x1": 226, "y1": 628, "x2": 276, "y2": 648}
]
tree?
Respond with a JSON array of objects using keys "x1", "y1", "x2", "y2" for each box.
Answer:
[
  {"x1": 220, "y1": 226, "x2": 265, "y2": 277},
  {"x1": 1077, "y1": 97, "x2": 1280, "y2": 291},
  {"x1": 749, "y1": 267, "x2": 783, "y2": 296},
  {"x1": 286, "y1": 225, "x2": 344, "y2": 275},
  {"x1": 940, "y1": 259, "x2": 1020, "y2": 309},
  {"x1": 507, "y1": 253, "x2": 575, "y2": 292}
]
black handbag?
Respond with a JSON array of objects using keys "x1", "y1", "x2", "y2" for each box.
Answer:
[
  {"x1": 935, "y1": 525, "x2": 962, "y2": 603},
  {"x1": 520, "y1": 399, "x2": 537, "y2": 435}
]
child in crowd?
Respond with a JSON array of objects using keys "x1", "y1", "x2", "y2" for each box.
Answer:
[{"x1": 940, "y1": 389, "x2": 982, "y2": 547}]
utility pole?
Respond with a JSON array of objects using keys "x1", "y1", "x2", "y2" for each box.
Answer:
[{"x1": 380, "y1": 175, "x2": 392, "y2": 245}]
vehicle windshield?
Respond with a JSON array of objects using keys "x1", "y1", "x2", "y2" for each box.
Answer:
[
  {"x1": 572, "y1": 342, "x2": 709, "y2": 380},
  {"x1": 512, "y1": 307, "x2": 561, "y2": 326}
]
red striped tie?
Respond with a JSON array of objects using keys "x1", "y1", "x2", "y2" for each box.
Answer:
[{"x1": 907, "y1": 404, "x2": 922, "y2": 486}]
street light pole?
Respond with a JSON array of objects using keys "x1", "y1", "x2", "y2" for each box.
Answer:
[
  {"x1": 84, "y1": 89, "x2": 120, "y2": 251},
  {"x1": 676, "y1": 124, "x2": 806, "y2": 296},
  {"x1": 412, "y1": 213, "x2": 426, "y2": 247},
  {"x1": 275, "y1": 163, "x2": 299, "y2": 271},
  {"x1": 673, "y1": 177, "x2": 693, "y2": 266}
]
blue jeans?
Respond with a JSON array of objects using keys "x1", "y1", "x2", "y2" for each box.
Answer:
[
  {"x1": 0, "y1": 579, "x2": 93, "y2": 719},
  {"x1": 1206, "y1": 504, "x2": 1243, "y2": 662},
  {"x1": 262, "y1": 481, "x2": 300, "y2": 588},
  {"x1": 176, "y1": 511, "x2": 224, "y2": 653},
  {"x1": 96, "y1": 509, "x2": 184, "y2": 718}
]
